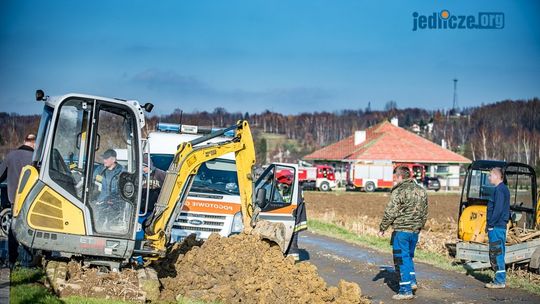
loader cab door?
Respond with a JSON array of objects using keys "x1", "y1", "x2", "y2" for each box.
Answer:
[
  {"x1": 504, "y1": 163, "x2": 537, "y2": 230},
  {"x1": 254, "y1": 164, "x2": 300, "y2": 248},
  {"x1": 44, "y1": 98, "x2": 141, "y2": 238}
]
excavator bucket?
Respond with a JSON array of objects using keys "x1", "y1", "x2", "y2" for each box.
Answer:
[{"x1": 249, "y1": 220, "x2": 288, "y2": 252}]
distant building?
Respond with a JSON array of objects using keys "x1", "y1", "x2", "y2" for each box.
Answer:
[{"x1": 303, "y1": 119, "x2": 471, "y2": 189}]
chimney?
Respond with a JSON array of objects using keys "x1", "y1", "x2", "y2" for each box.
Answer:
[
  {"x1": 354, "y1": 130, "x2": 366, "y2": 145},
  {"x1": 441, "y1": 139, "x2": 447, "y2": 149},
  {"x1": 391, "y1": 117, "x2": 399, "y2": 127}
]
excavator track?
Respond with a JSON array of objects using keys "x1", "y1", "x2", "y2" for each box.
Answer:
[{"x1": 44, "y1": 260, "x2": 68, "y2": 295}]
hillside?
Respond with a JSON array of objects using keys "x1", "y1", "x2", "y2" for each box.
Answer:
[{"x1": 1, "y1": 98, "x2": 539, "y2": 171}]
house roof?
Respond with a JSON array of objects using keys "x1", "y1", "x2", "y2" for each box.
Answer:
[{"x1": 303, "y1": 121, "x2": 471, "y2": 164}]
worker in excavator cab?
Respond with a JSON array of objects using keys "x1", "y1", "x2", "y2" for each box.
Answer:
[{"x1": 91, "y1": 149, "x2": 125, "y2": 232}]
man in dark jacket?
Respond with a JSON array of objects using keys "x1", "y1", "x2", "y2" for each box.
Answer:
[
  {"x1": 141, "y1": 156, "x2": 166, "y2": 214},
  {"x1": 92, "y1": 149, "x2": 125, "y2": 232},
  {"x1": 286, "y1": 186, "x2": 307, "y2": 261},
  {"x1": 0, "y1": 134, "x2": 36, "y2": 267},
  {"x1": 378, "y1": 166, "x2": 428, "y2": 300},
  {"x1": 485, "y1": 167, "x2": 510, "y2": 289}
]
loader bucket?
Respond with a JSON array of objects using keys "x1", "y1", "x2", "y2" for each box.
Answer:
[{"x1": 249, "y1": 220, "x2": 288, "y2": 252}]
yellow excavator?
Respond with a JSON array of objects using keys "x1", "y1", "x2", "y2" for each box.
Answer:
[
  {"x1": 456, "y1": 160, "x2": 540, "y2": 270},
  {"x1": 11, "y1": 91, "x2": 297, "y2": 274}
]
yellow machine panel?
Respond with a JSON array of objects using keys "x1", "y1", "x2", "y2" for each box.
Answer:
[
  {"x1": 13, "y1": 165, "x2": 39, "y2": 217},
  {"x1": 537, "y1": 192, "x2": 540, "y2": 228},
  {"x1": 459, "y1": 205, "x2": 487, "y2": 243},
  {"x1": 27, "y1": 187, "x2": 86, "y2": 235}
]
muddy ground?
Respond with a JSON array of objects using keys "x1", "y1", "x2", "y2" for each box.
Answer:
[
  {"x1": 60, "y1": 233, "x2": 370, "y2": 303},
  {"x1": 157, "y1": 233, "x2": 370, "y2": 303},
  {"x1": 60, "y1": 262, "x2": 143, "y2": 301}
]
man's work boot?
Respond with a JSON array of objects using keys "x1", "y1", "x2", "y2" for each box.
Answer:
[
  {"x1": 411, "y1": 283, "x2": 418, "y2": 291},
  {"x1": 485, "y1": 282, "x2": 505, "y2": 289},
  {"x1": 392, "y1": 293, "x2": 415, "y2": 300}
]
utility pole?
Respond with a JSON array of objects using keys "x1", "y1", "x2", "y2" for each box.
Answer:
[{"x1": 452, "y1": 78, "x2": 458, "y2": 112}]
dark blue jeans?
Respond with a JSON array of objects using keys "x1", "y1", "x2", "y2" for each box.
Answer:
[
  {"x1": 391, "y1": 231, "x2": 419, "y2": 295},
  {"x1": 487, "y1": 227, "x2": 506, "y2": 284}
]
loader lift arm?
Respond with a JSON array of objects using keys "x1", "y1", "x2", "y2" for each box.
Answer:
[{"x1": 143, "y1": 120, "x2": 256, "y2": 255}]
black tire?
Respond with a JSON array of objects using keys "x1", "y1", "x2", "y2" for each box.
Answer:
[
  {"x1": 319, "y1": 182, "x2": 330, "y2": 192},
  {"x1": 0, "y1": 208, "x2": 11, "y2": 237},
  {"x1": 364, "y1": 182, "x2": 376, "y2": 192}
]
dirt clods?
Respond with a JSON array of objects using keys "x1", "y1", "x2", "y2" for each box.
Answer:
[
  {"x1": 60, "y1": 261, "x2": 144, "y2": 302},
  {"x1": 159, "y1": 233, "x2": 370, "y2": 303}
]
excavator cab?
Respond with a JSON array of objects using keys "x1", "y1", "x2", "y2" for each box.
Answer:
[{"x1": 12, "y1": 93, "x2": 147, "y2": 268}]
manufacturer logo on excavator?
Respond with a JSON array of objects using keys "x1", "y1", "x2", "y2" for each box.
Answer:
[{"x1": 205, "y1": 150, "x2": 217, "y2": 157}]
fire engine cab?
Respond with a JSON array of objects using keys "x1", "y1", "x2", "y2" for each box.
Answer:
[{"x1": 298, "y1": 164, "x2": 336, "y2": 191}]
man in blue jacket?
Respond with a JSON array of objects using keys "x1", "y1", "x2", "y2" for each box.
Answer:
[
  {"x1": 92, "y1": 149, "x2": 125, "y2": 232},
  {"x1": 486, "y1": 167, "x2": 510, "y2": 289}
]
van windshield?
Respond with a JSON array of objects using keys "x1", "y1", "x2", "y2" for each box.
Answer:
[{"x1": 150, "y1": 154, "x2": 239, "y2": 196}]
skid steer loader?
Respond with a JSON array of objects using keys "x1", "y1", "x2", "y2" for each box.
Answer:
[
  {"x1": 11, "y1": 90, "x2": 299, "y2": 278},
  {"x1": 456, "y1": 160, "x2": 540, "y2": 271}
]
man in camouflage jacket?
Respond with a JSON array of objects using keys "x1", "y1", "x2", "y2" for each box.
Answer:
[{"x1": 378, "y1": 166, "x2": 428, "y2": 300}]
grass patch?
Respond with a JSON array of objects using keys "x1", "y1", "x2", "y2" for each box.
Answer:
[
  {"x1": 308, "y1": 218, "x2": 540, "y2": 295},
  {"x1": 10, "y1": 267, "x2": 62, "y2": 304}
]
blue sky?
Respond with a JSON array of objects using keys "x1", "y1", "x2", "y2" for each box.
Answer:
[{"x1": 0, "y1": 0, "x2": 539, "y2": 115}]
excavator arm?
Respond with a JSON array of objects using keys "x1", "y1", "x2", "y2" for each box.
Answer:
[{"x1": 144, "y1": 120, "x2": 256, "y2": 254}]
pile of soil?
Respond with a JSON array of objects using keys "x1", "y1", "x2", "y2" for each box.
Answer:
[
  {"x1": 60, "y1": 261, "x2": 144, "y2": 302},
  {"x1": 159, "y1": 233, "x2": 370, "y2": 304}
]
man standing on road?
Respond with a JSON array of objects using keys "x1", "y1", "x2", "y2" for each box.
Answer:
[
  {"x1": 378, "y1": 166, "x2": 428, "y2": 300},
  {"x1": 485, "y1": 167, "x2": 510, "y2": 289},
  {"x1": 0, "y1": 134, "x2": 36, "y2": 268}
]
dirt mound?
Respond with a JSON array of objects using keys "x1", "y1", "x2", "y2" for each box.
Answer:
[
  {"x1": 60, "y1": 261, "x2": 144, "y2": 302},
  {"x1": 159, "y1": 233, "x2": 370, "y2": 304}
]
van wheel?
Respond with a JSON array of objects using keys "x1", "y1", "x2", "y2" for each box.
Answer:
[
  {"x1": 365, "y1": 182, "x2": 376, "y2": 192},
  {"x1": 320, "y1": 182, "x2": 330, "y2": 192},
  {"x1": 0, "y1": 208, "x2": 11, "y2": 237}
]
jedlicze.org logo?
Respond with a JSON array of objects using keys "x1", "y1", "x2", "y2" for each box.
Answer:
[{"x1": 412, "y1": 10, "x2": 504, "y2": 31}]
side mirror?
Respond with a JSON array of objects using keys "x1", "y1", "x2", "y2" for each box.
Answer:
[
  {"x1": 143, "y1": 103, "x2": 154, "y2": 113},
  {"x1": 255, "y1": 187, "x2": 268, "y2": 209}
]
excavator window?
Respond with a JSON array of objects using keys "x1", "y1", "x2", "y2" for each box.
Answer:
[
  {"x1": 48, "y1": 99, "x2": 92, "y2": 200},
  {"x1": 467, "y1": 169, "x2": 494, "y2": 201},
  {"x1": 506, "y1": 168, "x2": 535, "y2": 229},
  {"x1": 88, "y1": 104, "x2": 139, "y2": 236}
]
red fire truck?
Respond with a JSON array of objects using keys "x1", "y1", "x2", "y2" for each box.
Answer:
[
  {"x1": 346, "y1": 160, "x2": 394, "y2": 192},
  {"x1": 298, "y1": 165, "x2": 336, "y2": 191}
]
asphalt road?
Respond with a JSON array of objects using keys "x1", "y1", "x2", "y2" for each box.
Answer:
[
  {"x1": 300, "y1": 232, "x2": 540, "y2": 304},
  {"x1": 0, "y1": 236, "x2": 9, "y2": 304}
]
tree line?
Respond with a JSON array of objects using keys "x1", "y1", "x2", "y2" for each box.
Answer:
[{"x1": 1, "y1": 98, "x2": 539, "y2": 173}]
